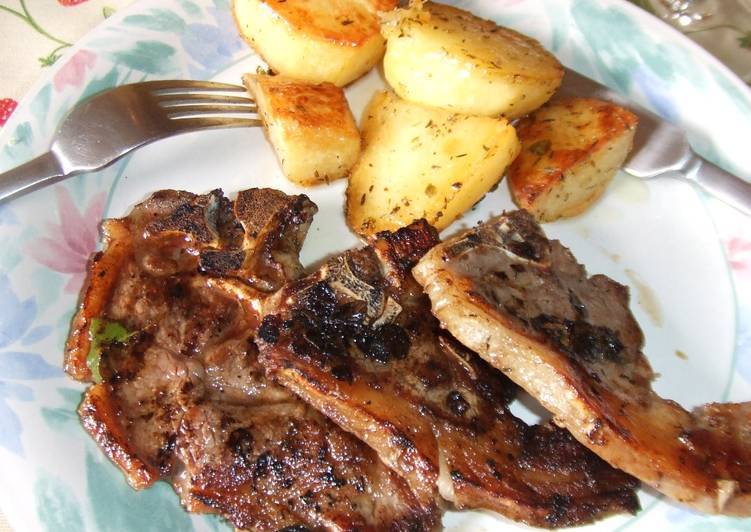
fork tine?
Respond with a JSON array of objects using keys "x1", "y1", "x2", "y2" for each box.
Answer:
[
  {"x1": 167, "y1": 116, "x2": 265, "y2": 130},
  {"x1": 165, "y1": 104, "x2": 259, "y2": 118},
  {"x1": 157, "y1": 93, "x2": 255, "y2": 107},
  {"x1": 143, "y1": 80, "x2": 247, "y2": 93}
]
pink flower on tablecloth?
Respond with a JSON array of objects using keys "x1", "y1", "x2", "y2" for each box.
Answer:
[
  {"x1": 53, "y1": 49, "x2": 96, "y2": 92},
  {"x1": 28, "y1": 187, "x2": 106, "y2": 293},
  {"x1": 0, "y1": 98, "x2": 18, "y2": 127},
  {"x1": 57, "y1": 0, "x2": 89, "y2": 6},
  {"x1": 727, "y1": 237, "x2": 751, "y2": 274}
]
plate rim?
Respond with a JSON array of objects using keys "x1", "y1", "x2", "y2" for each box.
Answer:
[{"x1": 0, "y1": 1, "x2": 749, "y2": 531}]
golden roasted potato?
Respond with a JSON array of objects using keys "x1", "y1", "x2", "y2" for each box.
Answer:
[
  {"x1": 346, "y1": 90, "x2": 520, "y2": 235},
  {"x1": 381, "y1": 1, "x2": 563, "y2": 118},
  {"x1": 244, "y1": 73, "x2": 361, "y2": 187},
  {"x1": 233, "y1": 0, "x2": 397, "y2": 86},
  {"x1": 508, "y1": 97, "x2": 639, "y2": 222}
]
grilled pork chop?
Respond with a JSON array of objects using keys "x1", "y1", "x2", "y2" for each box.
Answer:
[
  {"x1": 413, "y1": 210, "x2": 751, "y2": 515},
  {"x1": 257, "y1": 220, "x2": 639, "y2": 528},
  {"x1": 66, "y1": 188, "x2": 438, "y2": 530}
]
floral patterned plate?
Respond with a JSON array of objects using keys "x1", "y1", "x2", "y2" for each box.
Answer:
[{"x1": 1, "y1": 0, "x2": 750, "y2": 530}]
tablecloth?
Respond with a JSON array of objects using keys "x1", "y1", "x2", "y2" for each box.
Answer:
[
  {"x1": 0, "y1": 0, "x2": 134, "y2": 125},
  {"x1": 0, "y1": 0, "x2": 750, "y2": 530},
  {"x1": 1, "y1": 0, "x2": 750, "y2": 131}
]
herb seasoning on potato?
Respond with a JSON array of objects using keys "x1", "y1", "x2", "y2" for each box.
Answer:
[
  {"x1": 233, "y1": 0, "x2": 397, "y2": 86},
  {"x1": 508, "y1": 97, "x2": 638, "y2": 222},
  {"x1": 381, "y1": 1, "x2": 563, "y2": 118},
  {"x1": 244, "y1": 73, "x2": 361, "y2": 186},
  {"x1": 346, "y1": 90, "x2": 520, "y2": 235}
]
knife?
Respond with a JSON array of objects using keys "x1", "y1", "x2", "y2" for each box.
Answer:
[{"x1": 557, "y1": 68, "x2": 751, "y2": 216}]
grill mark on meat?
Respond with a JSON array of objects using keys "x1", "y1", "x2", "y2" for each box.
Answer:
[
  {"x1": 258, "y1": 220, "x2": 640, "y2": 528},
  {"x1": 145, "y1": 199, "x2": 219, "y2": 244},
  {"x1": 529, "y1": 314, "x2": 624, "y2": 364},
  {"x1": 413, "y1": 209, "x2": 751, "y2": 516},
  {"x1": 199, "y1": 249, "x2": 245, "y2": 275},
  {"x1": 66, "y1": 189, "x2": 438, "y2": 531}
]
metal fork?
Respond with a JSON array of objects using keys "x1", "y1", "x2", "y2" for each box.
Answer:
[{"x1": 0, "y1": 80, "x2": 261, "y2": 202}]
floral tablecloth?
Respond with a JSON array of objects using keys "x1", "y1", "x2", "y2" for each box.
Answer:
[
  {"x1": 0, "y1": 0, "x2": 135, "y2": 126},
  {"x1": 0, "y1": 0, "x2": 750, "y2": 531}
]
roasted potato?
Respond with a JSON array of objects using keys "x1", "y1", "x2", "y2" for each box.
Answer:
[
  {"x1": 233, "y1": 0, "x2": 397, "y2": 86},
  {"x1": 244, "y1": 74, "x2": 361, "y2": 187},
  {"x1": 508, "y1": 97, "x2": 638, "y2": 222},
  {"x1": 346, "y1": 90, "x2": 520, "y2": 235},
  {"x1": 381, "y1": 1, "x2": 563, "y2": 118}
]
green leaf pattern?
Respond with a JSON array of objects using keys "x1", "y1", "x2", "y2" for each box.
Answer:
[
  {"x1": 85, "y1": 452, "x2": 194, "y2": 531},
  {"x1": 41, "y1": 388, "x2": 82, "y2": 434},
  {"x1": 111, "y1": 41, "x2": 178, "y2": 75},
  {"x1": 123, "y1": 9, "x2": 186, "y2": 33},
  {"x1": 34, "y1": 474, "x2": 85, "y2": 532}
]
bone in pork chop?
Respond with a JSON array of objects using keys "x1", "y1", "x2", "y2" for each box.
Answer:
[
  {"x1": 413, "y1": 210, "x2": 751, "y2": 515},
  {"x1": 66, "y1": 188, "x2": 438, "y2": 531},
  {"x1": 257, "y1": 220, "x2": 639, "y2": 528}
]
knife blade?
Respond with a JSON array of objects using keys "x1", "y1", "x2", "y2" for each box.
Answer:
[{"x1": 557, "y1": 68, "x2": 751, "y2": 216}]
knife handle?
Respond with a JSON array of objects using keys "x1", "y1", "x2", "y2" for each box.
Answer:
[{"x1": 685, "y1": 154, "x2": 751, "y2": 217}]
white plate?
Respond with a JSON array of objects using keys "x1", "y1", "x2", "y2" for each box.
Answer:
[{"x1": 1, "y1": 0, "x2": 750, "y2": 530}]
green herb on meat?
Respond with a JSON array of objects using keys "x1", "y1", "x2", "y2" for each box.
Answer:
[{"x1": 87, "y1": 318, "x2": 134, "y2": 383}]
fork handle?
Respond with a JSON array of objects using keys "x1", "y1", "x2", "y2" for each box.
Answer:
[
  {"x1": 684, "y1": 153, "x2": 751, "y2": 217},
  {"x1": 0, "y1": 152, "x2": 66, "y2": 203}
]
